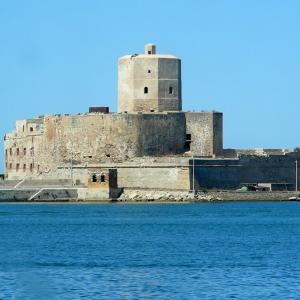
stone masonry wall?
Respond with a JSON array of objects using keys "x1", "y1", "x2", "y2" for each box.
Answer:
[
  {"x1": 192, "y1": 155, "x2": 300, "y2": 190},
  {"x1": 185, "y1": 112, "x2": 223, "y2": 157},
  {"x1": 4, "y1": 112, "x2": 186, "y2": 181},
  {"x1": 118, "y1": 166, "x2": 190, "y2": 190}
]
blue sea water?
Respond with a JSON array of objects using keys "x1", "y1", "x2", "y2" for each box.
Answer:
[{"x1": 1, "y1": 202, "x2": 300, "y2": 299}]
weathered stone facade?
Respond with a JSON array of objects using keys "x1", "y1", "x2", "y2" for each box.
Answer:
[
  {"x1": 118, "y1": 43, "x2": 181, "y2": 113},
  {"x1": 3, "y1": 44, "x2": 223, "y2": 189},
  {"x1": 185, "y1": 112, "x2": 223, "y2": 157}
]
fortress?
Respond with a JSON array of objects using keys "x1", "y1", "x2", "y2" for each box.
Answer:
[{"x1": 2, "y1": 44, "x2": 299, "y2": 201}]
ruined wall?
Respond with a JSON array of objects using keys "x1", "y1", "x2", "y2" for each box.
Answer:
[
  {"x1": 185, "y1": 112, "x2": 223, "y2": 157},
  {"x1": 4, "y1": 117, "x2": 45, "y2": 180},
  {"x1": 192, "y1": 155, "x2": 300, "y2": 190},
  {"x1": 4, "y1": 112, "x2": 186, "y2": 181}
]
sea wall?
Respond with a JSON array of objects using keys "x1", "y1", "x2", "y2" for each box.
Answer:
[{"x1": 192, "y1": 156, "x2": 300, "y2": 190}]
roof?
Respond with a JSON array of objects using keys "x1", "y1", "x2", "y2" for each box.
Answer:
[{"x1": 119, "y1": 54, "x2": 178, "y2": 60}]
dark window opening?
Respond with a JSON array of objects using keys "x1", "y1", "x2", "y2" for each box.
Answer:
[
  {"x1": 16, "y1": 163, "x2": 20, "y2": 171},
  {"x1": 5, "y1": 149, "x2": 7, "y2": 158},
  {"x1": 184, "y1": 134, "x2": 192, "y2": 151},
  {"x1": 148, "y1": 70, "x2": 151, "y2": 73},
  {"x1": 106, "y1": 154, "x2": 110, "y2": 158},
  {"x1": 16, "y1": 148, "x2": 19, "y2": 156},
  {"x1": 9, "y1": 148, "x2": 12, "y2": 156},
  {"x1": 23, "y1": 148, "x2": 26, "y2": 155},
  {"x1": 30, "y1": 163, "x2": 33, "y2": 172},
  {"x1": 92, "y1": 174, "x2": 97, "y2": 183},
  {"x1": 144, "y1": 87, "x2": 148, "y2": 94},
  {"x1": 148, "y1": 51, "x2": 151, "y2": 54},
  {"x1": 30, "y1": 127, "x2": 33, "y2": 132},
  {"x1": 22, "y1": 125, "x2": 25, "y2": 132},
  {"x1": 100, "y1": 175, "x2": 105, "y2": 183},
  {"x1": 169, "y1": 86, "x2": 174, "y2": 94},
  {"x1": 23, "y1": 164, "x2": 26, "y2": 171}
]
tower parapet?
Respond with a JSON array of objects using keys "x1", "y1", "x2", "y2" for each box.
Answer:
[{"x1": 118, "y1": 44, "x2": 182, "y2": 113}]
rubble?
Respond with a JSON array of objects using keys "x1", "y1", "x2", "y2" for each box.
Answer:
[{"x1": 118, "y1": 190, "x2": 222, "y2": 202}]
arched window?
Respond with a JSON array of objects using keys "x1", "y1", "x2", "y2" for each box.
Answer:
[
  {"x1": 144, "y1": 87, "x2": 148, "y2": 94},
  {"x1": 169, "y1": 86, "x2": 174, "y2": 94}
]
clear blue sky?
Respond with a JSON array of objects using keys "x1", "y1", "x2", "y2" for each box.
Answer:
[{"x1": 1, "y1": 0, "x2": 300, "y2": 171}]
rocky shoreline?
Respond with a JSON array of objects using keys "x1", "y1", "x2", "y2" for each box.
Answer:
[
  {"x1": 0, "y1": 187, "x2": 299, "y2": 202},
  {"x1": 118, "y1": 190, "x2": 222, "y2": 202},
  {"x1": 118, "y1": 189, "x2": 300, "y2": 202}
]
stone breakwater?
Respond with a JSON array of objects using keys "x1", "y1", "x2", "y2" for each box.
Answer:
[
  {"x1": 119, "y1": 190, "x2": 300, "y2": 202},
  {"x1": 118, "y1": 190, "x2": 222, "y2": 202}
]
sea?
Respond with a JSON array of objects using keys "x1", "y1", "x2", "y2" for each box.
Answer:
[{"x1": 0, "y1": 202, "x2": 300, "y2": 299}]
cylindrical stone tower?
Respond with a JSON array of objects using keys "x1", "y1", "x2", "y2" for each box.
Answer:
[{"x1": 118, "y1": 44, "x2": 182, "y2": 113}]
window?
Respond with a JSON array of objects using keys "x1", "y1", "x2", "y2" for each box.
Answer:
[
  {"x1": 148, "y1": 51, "x2": 151, "y2": 54},
  {"x1": 92, "y1": 174, "x2": 97, "y2": 183},
  {"x1": 22, "y1": 125, "x2": 25, "y2": 132},
  {"x1": 31, "y1": 147, "x2": 34, "y2": 156},
  {"x1": 30, "y1": 127, "x2": 33, "y2": 132},
  {"x1": 17, "y1": 148, "x2": 19, "y2": 156},
  {"x1": 148, "y1": 70, "x2": 151, "y2": 73},
  {"x1": 23, "y1": 148, "x2": 26, "y2": 155},
  {"x1": 144, "y1": 87, "x2": 148, "y2": 94},
  {"x1": 169, "y1": 86, "x2": 174, "y2": 94},
  {"x1": 184, "y1": 134, "x2": 192, "y2": 151},
  {"x1": 5, "y1": 149, "x2": 7, "y2": 158},
  {"x1": 9, "y1": 148, "x2": 12, "y2": 156},
  {"x1": 100, "y1": 175, "x2": 105, "y2": 183},
  {"x1": 30, "y1": 163, "x2": 33, "y2": 172},
  {"x1": 16, "y1": 163, "x2": 20, "y2": 171},
  {"x1": 9, "y1": 163, "x2": 12, "y2": 169},
  {"x1": 23, "y1": 164, "x2": 26, "y2": 171}
]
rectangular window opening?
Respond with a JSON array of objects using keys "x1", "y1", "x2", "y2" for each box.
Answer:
[{"x1": 184, "y1": 134, "x2": 192, "y2": 151}]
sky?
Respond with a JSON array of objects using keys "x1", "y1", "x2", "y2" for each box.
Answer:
[{"x1": 0, "y1": 0, "x2": 300, "y2": 171}]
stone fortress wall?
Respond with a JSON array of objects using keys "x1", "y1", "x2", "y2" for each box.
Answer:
[
  {"x1": 118, "y1": 44, "x2": 181, "y2": 113},
  {"x1": 191, "y1": 155, "x2": 300, "y2": 190},
  {"x1": 3, "y1": 43, "x2": 296, "y2": 197},
  {"x1": 4, "y1": 110, "x2": 222, "y2": 183}
]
